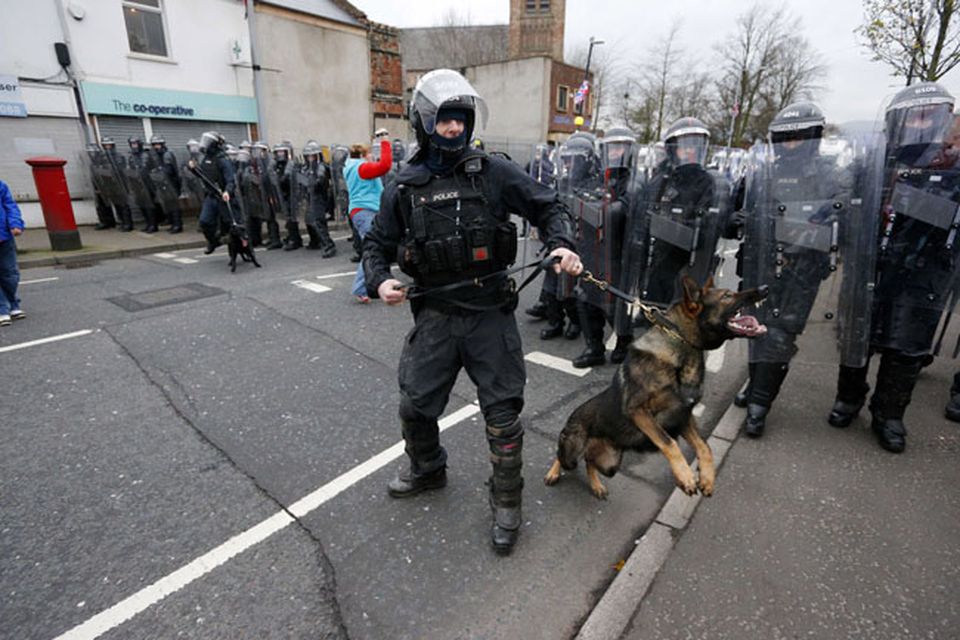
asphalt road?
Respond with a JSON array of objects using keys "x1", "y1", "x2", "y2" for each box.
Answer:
[{"x1": 1, "y1": 236, "x2": 744, "y2": 640}]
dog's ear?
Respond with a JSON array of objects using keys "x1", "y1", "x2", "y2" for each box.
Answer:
[
  {"x1": 681, "y1": 275, "x2": 703, "y2": 317},
  {"x1": 702, "y1": 275, "x2": 714, "y2": 292}
]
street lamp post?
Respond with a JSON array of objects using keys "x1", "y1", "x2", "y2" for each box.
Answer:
[{"x1": 581, "y1": 36, "x2": 604, "y2": 130}]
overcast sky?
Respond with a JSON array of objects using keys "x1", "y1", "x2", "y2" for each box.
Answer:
[{"x1": 352, "y1": 0, "x2": 959, "y2": 126}]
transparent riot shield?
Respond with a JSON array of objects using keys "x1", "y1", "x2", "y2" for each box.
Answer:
[
  {"x1": 620, "y1": 154, "x2": 725, "y2": 310},
  {"x1": 148, "y1": 154, "x2": 181, "y2": 221},
  {"x1": 527, "y1": 143, "x2": 556, "y2": 187},
  {"x1": 239, "y1": 158, "x2": 266, "y2": 221},
  {"x1": 873, "y1": 140, "x2": 960, "y2": 358},
  {"x1": 267, "y1": 159, "x2": 294, "y2": 222},
  {"x1": 122, "y1": 154, "x2": 154, "y2": 221},
  {"x1": 330, "y1": 145, "x2": 350, "y2": 221},
  {"x1": 86, "y1": 148, "x2": 126, "y2": 210},
  {"x1": 291, "y1": 160, "x2": 314, "y2": 224},
  {"x1": 555, "y1": 142, "x2": 603, "y2": 302},
  {"x1": 744, "y1": 135, "x2": 882, "y2": 367}
]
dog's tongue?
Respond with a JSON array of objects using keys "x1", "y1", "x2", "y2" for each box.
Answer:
[{"x1": 727, "y1": 314, "x2": 767, "y2": 337}]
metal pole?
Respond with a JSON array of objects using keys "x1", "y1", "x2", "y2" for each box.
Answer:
[{"x1": 246, "y1": 0, "x2": 268, "y2": 141}]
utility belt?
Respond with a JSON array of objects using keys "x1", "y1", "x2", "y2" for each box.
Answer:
[{"x1": 414, "y1": 276, "x2": 519, "y2": 316}]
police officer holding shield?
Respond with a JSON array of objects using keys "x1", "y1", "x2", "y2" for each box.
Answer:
[
  {"x1": 828, "y1": 82, "x2": 960, "y2": 453},
  {"x1": 363, "y1": 69, "x2": 582, "y2": 555}
]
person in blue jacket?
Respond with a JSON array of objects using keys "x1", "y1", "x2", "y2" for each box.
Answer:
[{"x1": 0, "y1": 179, "x2": 25, "y2": 326}]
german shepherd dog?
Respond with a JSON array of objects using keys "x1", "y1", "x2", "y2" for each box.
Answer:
[
  {"x1": 544, "y1": 276, "x2": 768, "y2": 499},
  {"x1": 228, "y1": 224, "x2": 261, "y2": 273}
]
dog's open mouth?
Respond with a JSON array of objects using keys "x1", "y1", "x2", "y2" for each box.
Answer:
[{"x1": 727, "y1": 312, "x2": 767, "y2": 337}]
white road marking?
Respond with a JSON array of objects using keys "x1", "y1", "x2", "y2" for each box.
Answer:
[
  {"x1": 0, "y1": 329, "x2": 94, "y2": 354},
  {"x1": 20, "y1": 276, "x2": 59, "y2": 285},
  {"x1": 706, "y1": 344, "x2": 726, "y2": 373},
  {"x1": 314, "y1": 270, "x2": 358, "y2": 280},
  {"x1": 54, "y1": 402, "x2": 481, "y2": 640},
  {"x1": 152, "y1": 252, "x2": 177, "y2": 259},
  {"x1": 291, "y1": 280, "x2": 331, "y2": 293},
  {"x1": 525, "y1": 351, "x2": 592, "y2": 377},
  {"x1": 172, "y1": 257, "x2": 198, "y2": 265}
]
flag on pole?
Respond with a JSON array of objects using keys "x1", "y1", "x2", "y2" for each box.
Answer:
[{"x1": 574, "y1": 79, "x2": 590, "y2": 106}]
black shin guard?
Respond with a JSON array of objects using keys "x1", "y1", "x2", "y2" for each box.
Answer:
[{"x1": 487, "y1": 418, "x2": 524, "y2": 554}]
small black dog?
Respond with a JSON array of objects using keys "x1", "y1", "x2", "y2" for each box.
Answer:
[{"x1": 228, "y1": 224, "x2": 261, "y2": 273}]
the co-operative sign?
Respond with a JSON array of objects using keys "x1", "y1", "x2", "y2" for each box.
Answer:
[{"x1": 81, "y1": 81, "x2": 257, "y2": 123}]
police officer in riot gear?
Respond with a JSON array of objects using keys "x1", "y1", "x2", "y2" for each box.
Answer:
[
  {"x1": 193, "y1": 131, "x2": 236, "y2": 254},
  {"x1": 573, "y1": 126, "x2": 637, "y2": 368},
  {"x1": 127, "y1": 136, "x2": 161, "y2": 232},
  {"x1": 147, "y1": 134, "x2": 183, "y2": 233},
  {"x1": 738, "y1": 103, "x2": 854, "y2": 437},
  {"x1": 270, "y1": 142, "x2": 300, "y2": 250},
  {"x1": 363, "y1": 69, "x2": 582, "y2": 555},
  {"x1": 299, "y1": 141, "x2": 337, "y2": 257},
  {"x1": 99, "y1": 137, "x2": 135, "y2": 231},
  {"x1": 828, "y1": 82, "x2": 960, "y2": 453},
  {"x1": 252, "y1": 141, "x2": 282, "y2": 249}
]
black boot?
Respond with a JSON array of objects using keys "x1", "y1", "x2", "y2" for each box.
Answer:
[
  {"x1": 563, "y1": 298, "x2": 581, "y2": 339},
  {"x1": 610, "y1": 334, "x2": 632, "y2": 364},
  {"x1": 314, "y1": 221, "x2": 337, "y2": 258},
  {"x1": 573, "y1": 342, "x2": 605, "y2": 368},
  {"x1": 525, "y1": 301, "x2": 548, "y2": 320},
  {"x1": 869, "y1": 352, "x2": 923, "y2": 454},
  {"x1": 946, "y1": 372, "x2": 960, "y2": 422},
  {"x1": 305, "y1": 224, "x2": 323, "y2": 250},
  {"x1": 828, "y1": 363, "x2": 870, "y2": 428},
  {"x1": 743, "y1": 361, "x2": 789, "y2": 438},
  {"x1": 265, "y1": 219, "x2": 283, "y2": 250},
  {"x1": 248, "y1": 217, "x2": 263, "y2": 247},
  {"x1": 283, "y1": 221, "x2": 303, "y2": 250},
  {"x1": 574, "y1": 303, "x2": 606, "y2": 368},
  {"x1": 487, "y1": 419, "x2": 523, "y2": 555},
  {"x1": 168, "y1": 207, "x2": 183, "y2": 234},
  {"x1": 202, "y1": 226, "x2": 221, "y2": 254},
  {"x1": 540, "y1": 294, "x2": 564, "y2": 340},
  {"x1": 735, "y1": 362, "x2": 757, "y2": 408},
  {"x1": 387, "y1": 419, "x2": 448, "y2": 498}
]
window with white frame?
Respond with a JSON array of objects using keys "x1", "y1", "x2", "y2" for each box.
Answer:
[{"x1": 123, "y1": 0, "x2": 169, "y2": 57}]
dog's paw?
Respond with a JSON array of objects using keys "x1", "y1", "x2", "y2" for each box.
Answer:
[
  {"x1": 543, "y1": 459, "x2": 562, "y2": 486},
  {"x1": 589, "y1": 482, "x2": 609, "y2": 500},
  {"x1": 697, "y1": 474, "x2": 714, "y2": 496},
  {"x1": 675, "y1": 469, "x2": 699, "y2": 496}
]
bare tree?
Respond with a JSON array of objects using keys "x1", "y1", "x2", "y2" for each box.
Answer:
[
  {"x1": 765, "y1": 33, "x2": 827, "y2": 110},
  {"x1": 640, "y1": 20, "x2": 684, "y2": 141},
  {"x1": 427, "y1": 6, "x2": 506, "y2": 69},
  {"x1": 856, "y1": 0, "x2": 960, "y2": 84},
  {"x1": 714, "y1": 3, "x2": 786, "y2": 146}
]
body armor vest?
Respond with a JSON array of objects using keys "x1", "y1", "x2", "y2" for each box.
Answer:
[
  {"x1": 397, "y1": 160, "x2": 517, "y2": 289},
  {"x1": 199, "y1": 154, "x2": 225, "y2": 194}
]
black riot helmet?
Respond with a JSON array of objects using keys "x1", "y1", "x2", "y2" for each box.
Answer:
[
  {"x1": 225, "y1": 144, "x2": 238, "y2": 162},
  {"x1": 271, "y1": 142, "x2": 291, "y2": 163},
  {"x1": 559, "y1": 134, "x2": 601, "y2": 191},
  {"x1": 252, "y1": 140, "x2": 270, "y2": 159},
  {"x1": 128, "y1": 136, "x2": 143, "y2": 152},
  {"x1": 302, "y1": 140, "x2": 322, "y2": 162},
  {"x1": 600, "y1": 125, "x2": 637, "y2": 171},
  {"x1": 199, "y1": 131, "x2": 224, "y2": 155},
  {"x1": 885, "y1": 81, "x2": 955, "y2": 165},
  {"x1": 768, "y1": 102, "x2": 825, "y2": 142},
  {"x1": 101, "y1": 137, "x2": 116, "y2": 151},
  {"x1": 409, "y1": 69, "x2": 489, "y2": 156},
  {"x1": 186, "y1": 138, "x2": 200, "y2": 155},
  {"x1": 663, "y1": 117, "x2": 710, "y2": 168}
]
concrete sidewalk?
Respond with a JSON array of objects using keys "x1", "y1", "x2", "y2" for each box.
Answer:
[
  {"x1": 581, "y1": 353, "x2": 960, "y2": 639},
  {"x1": 14, "y1": 221, "x2": 352, "y2": 269},
  {"x1": 14, "y1": 225, "x2": 207, "y2": 269}
]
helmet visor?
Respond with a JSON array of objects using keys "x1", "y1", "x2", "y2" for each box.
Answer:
[
  {"x1": 668, "y1": 134, "x2": 709, "y2": 167},
  {"x1": 413, "y1": 69, "x2": 489, "y2": 135},
  {"x1": 888, "y1": 103, "x2": 954, "y2": 149},
  {"x1": 199, "y1": 132, "x2": 220, "y2": 152},
  {"x1": 603, "y1": 140, "x2": 633, "y2": 170}
]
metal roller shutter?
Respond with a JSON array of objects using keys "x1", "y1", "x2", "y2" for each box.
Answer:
[
  {"x1": 95, "y1": 115, "x2": 147, "y2": 146},
  {"x1": 150, "y1": 119, "x2": 250, "y2": 158}
]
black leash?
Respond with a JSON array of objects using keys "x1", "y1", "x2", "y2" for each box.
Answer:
[
  {"x1": 399, "y1": 255, "x2": 561, "y2": 301},
  {"x1": 187, "y1": 163, "x2": 242, "y2": 227}
]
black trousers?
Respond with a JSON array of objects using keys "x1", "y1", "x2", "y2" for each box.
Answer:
[{"x1": 397, "y1": 306, "x2": 526, "y2": 472}]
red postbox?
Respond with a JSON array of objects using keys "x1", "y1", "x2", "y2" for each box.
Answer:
[{"x1": 25, "y1": 156, "x2": 82, "y2": 251}]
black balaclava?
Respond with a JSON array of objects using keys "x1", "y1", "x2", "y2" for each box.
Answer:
[{"x1": 426, "y1": 108, "x2": 468, "y2": 174}]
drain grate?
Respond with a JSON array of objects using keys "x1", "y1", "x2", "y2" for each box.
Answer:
[{"x1": 107, "y1": 282, "x2": 226, "y2": 312}]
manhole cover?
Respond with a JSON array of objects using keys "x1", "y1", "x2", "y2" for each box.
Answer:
[{"x1": 107, "y1": 283, "x2": 226, "y2": 312}]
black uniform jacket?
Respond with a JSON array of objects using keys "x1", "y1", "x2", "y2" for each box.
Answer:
[{"x1": 362, "y1": 149, "x2": 576, "y2": 300}]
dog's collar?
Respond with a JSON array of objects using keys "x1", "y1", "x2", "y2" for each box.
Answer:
[{"x1": 648, "y1": 309, "x2": 699, "y2": 349}]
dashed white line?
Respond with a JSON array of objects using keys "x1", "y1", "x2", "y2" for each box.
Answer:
[
  {"x1": 525, "y1": 351, "x2": 592, "y2": 377},
  {"x1": 20, "y1": 276, "x2": 60, "y2": 285},
  {"x1": 54, "y1": 402, "x2": 481, "y2": 640},
  {"x1": 172, "y1": 257, "x2": 198, "y2": 265},
  {"x1": 0, "y1": 329, "x2": 94, "y2": 354},
  {"x1": 291, "y1": 279, "x2": 331, "y2": 293},
  {"x1": 151, "y1": 252, "x2": 177, "y2": 259},
  {"x1": 314, "y1": 270, "x2": 359, "y2": 280}
]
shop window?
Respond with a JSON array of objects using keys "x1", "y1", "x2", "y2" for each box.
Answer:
[
  {"x1": 123, "y1": 0, "x2": 168, "y2": 57},
  {"x1": 556, "y1": 85, "x2": 569, "y2": 112}
]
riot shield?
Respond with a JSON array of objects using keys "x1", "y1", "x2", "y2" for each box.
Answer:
[
  {"x1": 86, "y1": 148, "x2": 127, "y2": 209},
  {"x1": 121, "y1": 154, "x2": 153, "y2": 220},
  {"x1": 555, "y1": 140, "x2": 603, "y2": 302},
  {"x1": 873, "y1": 144, "x2": 960, "y2": 357},
  {"x1": 527, "y1": 144, "x2": 556, "y2": 187},
  {"x1": 267, "y1": 160, "x2": 294, "y2": 221},
  {"x1": 620, "y1": 156, "x2": 725, "y2": 310},
  {"x1": 148, "y1": 156, "x2": 180, "y2": 221},
  {"x1": 239, "y1": 159, "x2": 266, "y2": 221},
  {"x1": 743, "y1": 135, "x2": 882, "y2": 367},
  {"x1": 292, "y1": 160, "x2": 314, "y2": 223},
  {"x1": 330, "y1": 145, "x2": 350, "y2": 220}
]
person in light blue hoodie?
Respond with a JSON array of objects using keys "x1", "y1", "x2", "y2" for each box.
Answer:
[
  {"x1": 344, "y1": 132, "x2": 392, "y2": 302},
  {"x1": 0, "y1": 179, "x2": 25, "y2": 326}
]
